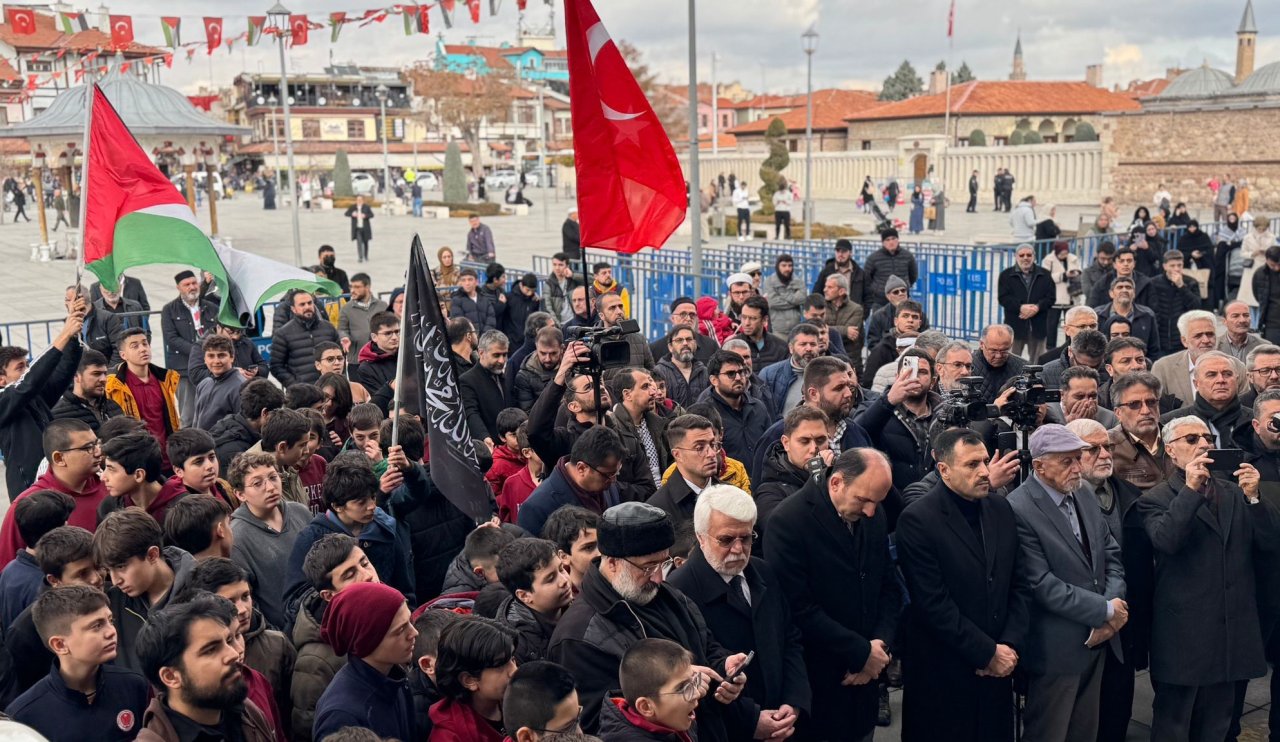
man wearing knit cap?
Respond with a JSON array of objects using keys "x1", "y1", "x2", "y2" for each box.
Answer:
[
  {"x1": 313, "y1": 582, "x2": 418, "y2": 742},
  {"x1": 864, "y1": 273, "x2": 932, "y2": 354},
  {"x1": 1007, "y1": 423, "x2": 1127, "y2": 742},
  {"x1": 549, "y1": 502, "x2": 753, "y2": 740},
  {"x1": 161, "y1": 270, "x2": 218, "y2": 427}
]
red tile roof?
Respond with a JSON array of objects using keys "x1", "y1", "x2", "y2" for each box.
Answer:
[
  {"x1": 443, "y1": 44, "x2": 516, "y2": 71},
  {"x1": 723, "y1": 93, "x2": 808, "y2": 110},
  {"x1": 844, "y1": 81, "x2": 1141, "y2": 121},
  {"x1": 0, "y1": 12, "x2": 161, "y2": 56},
  {"x1": 0, "y1": 58, "x2": 19, "y2": 83},
  {"x1": 729, "y1": 89, "x2": 882, "y2": 134},
  {"x1": 1117, "y1": 77, "x2": 1171, "y2": 99}
]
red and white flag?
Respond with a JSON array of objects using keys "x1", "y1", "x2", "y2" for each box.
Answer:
[
  {"x1": 947, "y1": 0, "x2": 956, "y2": 38},
  {"x1": 109, "y1": 15, "x2": 134, "y2": 46},
  {"x1": 289, "y1": 14, "x2": 309, "y2": 46},
  {"x1": 565, "y1": 0, "x2": 686, "y2": 253},
  {"x1": 5, "y1": 7, "x2": 35, "y2": 35},
  {"x1": 203, "y1": 17, "x2": 222, "y2": 54}
]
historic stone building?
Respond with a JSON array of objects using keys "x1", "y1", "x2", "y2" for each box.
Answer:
[{"x1": 1102, "y1": 0, "x2": 1280, "y2": 210}]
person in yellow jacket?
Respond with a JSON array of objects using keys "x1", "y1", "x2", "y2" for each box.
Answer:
[
  {"x1": 105, "y1": 328, "x2": 181, "y2": 468},
  {"x1": 588, "y1": 262, "x2": 631, "y2": 318}
]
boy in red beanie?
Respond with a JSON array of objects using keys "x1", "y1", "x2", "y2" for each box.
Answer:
[{"x1": 312, "y1": 582, "x2": 418, "y2": 742}]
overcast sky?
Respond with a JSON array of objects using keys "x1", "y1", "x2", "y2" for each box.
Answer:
[{"x1": 114, "y1": 0, "x2": 1277, "y2": 95}]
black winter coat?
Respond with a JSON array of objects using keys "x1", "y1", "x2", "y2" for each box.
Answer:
[
  {"x1": 384, "y1": 462, "x2": 473, "y2": 602},
  {"x1": 502, "y1": 289, "x2": 542, "y2": 348},
  {"x1": 855, "y1": 393, "x2": 939, "y2": 495},
  {"x1": 1255, "y1": 265, "x2": 1280, "y2": 336},
  {"x1": 666, "y1": 552, "x2": 812, "y2": 724},
  {"x1": 459, "y1": 363, "x2": 507, "y2": 442},
  {"x1": 1088, "y1": 271, "x2": 1152, "y2": 309},
  {"x1": 1146, "y1": 275, "x2": 1201, "y2": 352},
  {"x1": 161, "y1": 297, "x2": 218, "y2": 375},
  {"x1": 753, "y1": 441, "x2": 811, "y2": 539},
  {"x1": 269, "y1": 315, "x2": 339, "y2": 386},
  {"x1": 49, "y1": 389, "x2": 123, "y2": 432},
  {"x1": 763, "y1": 471, "x2": 903, "y2": 741},
  {"x1": 895, "y1": 482, "x2": 1030, "y2": 742},
  {"x1": 811, "y1": 259, "x2": 867, "y2": 308},
  {"x1": 701, "y1": 390, "x2": 771, "y2": 465},
  {"x1": 996, "y1": 265, "x2": 1056, "y2": 341},
  {"x1": 863, "y1": 247, "x2": 918, "y2": 307},
  {"x1": 449, "y1": 291, "x2": 498, "y2": 333},
  {"x1": 1098, "y1": 476, "x2": 1155, "y2": 672},
  {"x1": 211, "y1": 413, "x2": 260, "y2": 471},
  {"x1": 971, "y1": 353, "x2": 1026, "y2": 404},
  {"x1": 0, "y1": 342, "x2": 81, "y2": 498},
  {"x1": 865, "y1": 302, "x2": 930, "y2": 353},
  {"x1": 512, "y1": 354, "x2": 555, "y2": 411}
]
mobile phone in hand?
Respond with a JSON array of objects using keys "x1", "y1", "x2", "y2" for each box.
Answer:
[{"x1": 1205, "y1": 449, "x2": 1246, "y2": 475}]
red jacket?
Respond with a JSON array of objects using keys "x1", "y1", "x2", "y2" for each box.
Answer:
[
  {"x1": 0, "y1": 470, "x2": 107, "y2": 568},
  {"x1": 484, "y1": 444, "x2": 525, "y2": 498},
  {"x1": 98, "y1": 476, "x2": 190, "y2": 526},
  {"x1": 244, "y1": 665, "x2": 287, "y2": 742},
  {"x1": 696, "y1": 297, "x2": 736, "y2": 345},
  {"x1": 428, "y1": 697, "x2": 505, "y2": 742},
  {"x1": 497, "y1": 468, "x2": 538, "y2": 524}
]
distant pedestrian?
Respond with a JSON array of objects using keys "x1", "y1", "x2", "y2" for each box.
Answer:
[
  {"x1": 733, "y1": 180, "x2": 751, "y2": 239},
  {"x1": 772, "y1": 177, "x2": 793, "y2": 240},
  {"x1": 11, "y1": 185, "x2": 28, "y2": 222},
  {"x1": 909, "y1": 185, "x2": 925, "y2": 234},
  {"x1": 345, "y1": 195, "x2": 374, "y2": 263},
  {"x1": 51, "y1": 188, "x2": 69, "y2": 231},
  {"x1": 262, "y1": 177, "x2": 276, "y2": 210},
  {"x1": 967, "y1": 169, "x2": 979, "y2": 212},
  {"x1": 466, "y1": 214, "x2": 496, "y2": 263}
]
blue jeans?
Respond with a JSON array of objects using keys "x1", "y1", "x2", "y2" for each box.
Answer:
[{"x1": 412, "y1": 197, "x2": 422, "y2": 217}]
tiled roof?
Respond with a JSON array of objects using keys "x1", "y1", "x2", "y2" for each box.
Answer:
[
  {"x1": 442, "y1": 44, "x2": 515, "y2": 71},
  {"x1": 0, "y1": 12, "x2": 161, "y2": 56},
  {"x1": 1119, "y1": 77, "x2": 1171, "y2": 98},
  {"x1": 0, "y1": 58, "x2": 19, "y2": 83},
  {"x1": 729, "y1": 89, "x2": 882, "y2": 134},
  {"x1": 843, "y1": 81, "x2": 1142, "y2": 121},
  {"x1": 722, "y1": 93, "x2": 808, "y2": 110}
]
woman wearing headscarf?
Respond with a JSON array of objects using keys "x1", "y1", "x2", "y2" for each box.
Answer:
[
  {"x1": 1212, "y1": 212, "x2": 1248, "y2": 309},
  {"x1": 908, "y1": 184, "x2": 925, "y2": 234},
  {"x1": 1167, "y1": 202, "x2": 1191, "y2": 227},
  {"x1": 1179, "y1": 219, "x2": 1216, "y2": 309},
  {"x1": 434, "y1": 246, "x2": 460, "y2": 288},
  {"x1": 1129, "y1": 206, "x2": 1151, "y2": 232},
  {"x1": 1237, "y1": 216, "x2": 1277, "y2": 308},
  {"x1": 1040, "y1": 240, "x2": 1082, "y2": 346}
]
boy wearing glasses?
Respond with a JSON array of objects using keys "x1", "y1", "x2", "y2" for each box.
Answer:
[
  {"x1": 0, "y1": 419, "x2": 107, "y2": 569},
  {"x1": 355, "y1": 311, "x2": 401, "y2": 392},
  {"x1": 599, "y1": 638, "x2": 707, "y2": 742}
]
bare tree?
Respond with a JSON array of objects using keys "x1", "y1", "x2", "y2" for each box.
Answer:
[
  {"x1": 618, "y1": 41, "x2": 686, "y2": 140},
  {"x1": 403, "y1": 65, "x2": 515, "y2": 183}
]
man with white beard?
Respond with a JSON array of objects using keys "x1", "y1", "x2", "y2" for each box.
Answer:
[
  {"x1": 1066, "y1": 418, "x2": 1153, "y2": 742},
  {"x1": 548, "y1": 502, "x2": 751, "y2": 738},
  {"x1": 668, "y1": 485, "x2": 810, "y2": 740}
]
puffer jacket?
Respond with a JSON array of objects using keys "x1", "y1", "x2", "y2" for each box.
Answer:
[
  {"x1": 104, "y1": 362, "x2": 180, "y2": 434},
  {"x1": 354, "y1": 340, "x2": 397, "y2": 391},
  {"x1": 440, "y1": 551, "x2": 487, "y2": 596},
  {"x1": 211, "y1": 413, "x2": 260, "y2": 471},
  {"x1": 286, "y1": 509, "x2": 416, "y2": 608},
  {"x1": 854, "y1": 392, "x2": 943, "y2": 497},
  {"x1": 268, "y1": 314, "x2": 340, "y2": 386},
  {"x1": 757, "y1": 358, "x2": 800, "y2": 418},
  {"x1": 513, "y1": 351, "x2": 555, "y2": 411},
  {"x1": 753, "y1": 440, "x2": 812, "y2": 538},
  {"x1": 385, "y1": 462, "x2": 473, "y2": 602},
  {"x1": 863, "y1": 246, "x2": 919, "y2": 307},
  {"x1": 496, "y1": 593, "x2": 558, "y2": 663},
  {"x1": 449, "y1": 291, "x2": 498, "y2": 333},
  {"x1": 243, "y1": 607, "x2": 297, "y2": 731},
  {"x1": 290, "y1": 589, "x2": 345, "y2": 742},
  {"x1": 49, "y1": 388, "x2": 124, "y2": 432}
]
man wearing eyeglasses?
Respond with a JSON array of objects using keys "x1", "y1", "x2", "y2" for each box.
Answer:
[
  {"x1": 701, "y1": 351, "x2": 771, "y2": 465},
  {"x1": 1241, "y1": 344, "x2": 1280, "y2": 408},
  {"x1": 1137, "y1": 416, "x2": 1275, "y2": 742},
  {"x1": 1107, "y1": 372, "x2": 1176, "y2": 491},
  {"x1": 1039, "y1": 306, "x2": 1099, "y2": 366},
  {"x1": 972, "y1": 324, "x2": 1027, "y2": 404},
  {"x1": 647, "y1": 297, "x2": 718, "y2": 365},
  {"x1": 354, "y1": 311, "x2": 401, "y2": 392},
  {"x1": 1065, "y1": 418, "x2": 1152, "y2": 742},
  {"x1": 648, "y1": 414, "x2": 721, "y2": 545},
  {"x1": 549, "y1": 502, "x2": 751, "y2": 737},
  {"x1": 667, "y1": 485, "x2": 809, "y2": 742},
  {"x1": 998, "y1": 244, "x2": 1056, "y2": 363}
]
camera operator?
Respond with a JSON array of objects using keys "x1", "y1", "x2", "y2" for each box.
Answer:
[
  {"x1": 596, "y1": 293, "x2": 653, "y2": 372},
  {"x1": 1240, "y1": 390, "x2": 1280, "y2": 483},
  {"x1": 855, "y1": 349, "x2": 941, "y2": 495},
  {"x1": 527, "y1": 340, "x2": 657, "y2": 503},
  {"x1": 1041, "y1": 330, "x2": 1108, "y2": 390}
]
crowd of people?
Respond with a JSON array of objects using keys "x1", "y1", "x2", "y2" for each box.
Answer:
[{"x1": 0, "y1": 216, "x2": 1279, "y2": 742}]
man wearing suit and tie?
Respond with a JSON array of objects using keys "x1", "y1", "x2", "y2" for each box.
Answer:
[{"x1": 1007, "y1": 424, "x2": 1128, "y2": 742}]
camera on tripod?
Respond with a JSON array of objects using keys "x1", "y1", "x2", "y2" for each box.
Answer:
[
  {"x1": 940, "y1": 376, "x2": 1000, "y2": 427},
  {"x1": 1002, "y1": 365, "x2": 1060, "y2": 429},
  {"x1": 565, "y1": 319, "x2": 642, "y2": 375}
]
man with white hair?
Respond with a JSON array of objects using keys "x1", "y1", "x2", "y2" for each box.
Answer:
[
  {"x1": 1151, "y1": 310, "x2": 1247, "y2": 407},
  {"x1": 1066, "y1": 418, "x2": 1153, "y2": 742},
  {"x1": 972, "y1": 324, "x2": 1027, "y2": 403},
  {"x1": 1040, "y1": 306, "x2": 1099, "y2": 365},
  {"x1": 1137, "y1": 416, "x2": 1274, "y2": 742},
  {"x1": 1159, "y1": 350, "x2": 1253, "y2": 448},
  {"x1": 666, "y1": 484, "x2": 809, "y2": 742},
  {"x1": 1006, "y1": 424, "x2": 1127, "y2": 742}
]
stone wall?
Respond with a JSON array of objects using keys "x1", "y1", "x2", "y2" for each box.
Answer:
[
  {"x1": 1102, "y1": 106, "x2": 1280, "y2": 211},
  {"x1": 847, "y1": 114, "x2": 1107, "y2": 150}
]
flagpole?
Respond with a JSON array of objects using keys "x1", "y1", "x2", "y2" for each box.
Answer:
[
  {"x1": 390, "y1": 256, "x2": 411, "y2": 448},
  {"x1": 941, "y1": 0, "x2": 954, "y2": 234},
  {"x1": 74, "y1": 82, "x2": 94, "y2": 292}
]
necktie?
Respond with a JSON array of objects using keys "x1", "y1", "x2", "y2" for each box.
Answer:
[
  {"x1": 1063, "y1": 495, "x2": 1093, "y2": 566},
  {"x1": 637, "y1": 423, "x2": 662, "y2": 487},
  {"x1": 728, "y1": 575, "x2": 751, "y2": 613}
]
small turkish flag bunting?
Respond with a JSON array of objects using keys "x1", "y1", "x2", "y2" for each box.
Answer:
[
  {"x1": 203, "y1": 17, "x2": 223, "y2": 55},
  {"x1": 109, "y1": 15, "x2": 134, "y2": 47}
]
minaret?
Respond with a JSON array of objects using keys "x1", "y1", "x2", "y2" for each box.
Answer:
[
  {"x1": 1010, "y1": 32, "x2": 1027, "y2": 81},
  {"x1": 1236, "y1": 0, "x2": 1257, "y2": 84}
]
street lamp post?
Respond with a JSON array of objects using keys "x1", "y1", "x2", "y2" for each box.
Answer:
[
  {"x1": 802, "y1": 25, "x2": 818, "y2": 241},
  {"x1": 376, "y1": 84, "x2": 391, "y2": 202},
  {"x1": 686, "y1": 0, "x2": 703, "y2": 288},
  {"x1": 266, "y1": 94, "x2": 282, "y2": 199},
  {"x1": 267, "y1": 2, "x2": 302, "y2": 268}
]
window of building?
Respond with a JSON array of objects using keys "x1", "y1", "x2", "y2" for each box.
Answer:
[
  {"x1": 26, "y1": 61, "x2": 51, "y2": 72},
  {"x1": 788, "y1": 139, "x2": 798, "y2": 153},
  {"x1": 301, "y1": 119, "x2": 321, "y2": 138},
  {"x1": 861, "y1": 140, "x2": 872, "y2": 151},
  {"x1": 700, "y1": 114, "x2": 708, "y2": 129},
  {"x1": 348, "y1": 119, "x2": 365, "y2": 139},
  {"x1": 1043, "y1": 135, "x2": 1058, "y2": 144},
  {"x1": 958, "y1": 138, "x2": 969, "y2": 147},
  {"x1": 993, "y1": 136, "x2": 1008, "y2": 146}
]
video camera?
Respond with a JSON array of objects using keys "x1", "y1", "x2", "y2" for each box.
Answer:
[
  {"x1": 1003, "y1": 365, "x2": 1060, "y2": 429},
  {"x1": 939, "y1": 376, "x2": 1001, "y2": 428},
  {"x1": 565, "y1": 319, "x2": 642, "y2": 375}
]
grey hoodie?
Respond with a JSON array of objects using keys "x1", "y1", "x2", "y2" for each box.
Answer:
[
  {"x1": 109, "y1": 546, "x2": 196, "y2": 673},
  {"x1": 230, "y1": 500, "x2": 314, "y2": 629}
]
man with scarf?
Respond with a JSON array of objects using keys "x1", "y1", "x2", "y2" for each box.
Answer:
[
  {"x1": 548, "y1": 502, "x2": 753, "y2": 738},
  {"x1": 1159, "y1": 351, "x2": 1252, "y2": 449}
]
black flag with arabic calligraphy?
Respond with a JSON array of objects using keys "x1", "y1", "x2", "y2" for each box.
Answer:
[{"x1": 402, "y1": 235, "x2": 494, "y2": 522}]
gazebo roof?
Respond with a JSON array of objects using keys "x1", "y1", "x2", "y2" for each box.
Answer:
[{"x1": 0, "y1": 71, "x2": 249, "y2": 140}]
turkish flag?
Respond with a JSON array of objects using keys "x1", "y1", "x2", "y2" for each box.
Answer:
[
  {"x1": 289, "y1": 14, "x2": 309, "y2": 46},
  {"x1": 466, "y1": 0, "x2": 480, "y2": 23},
  {"x1": 565, "y1": 0, "x2": 686, "y2": 253},
  {"x1": 109, "y1": 15, "x2": 134, "y2": 46},
  {"x1": 203, "y1": 17, "x2": 222, "y2": 54},
  {"x1": 5, "y1": 8, "x2": 35, "y2": 35},
  {"x1": 517, "y1": 0, "x2": 527, "y2": 9},
  {"x1": 417, "y1": 5, "x2": 431, "y2": 33}
]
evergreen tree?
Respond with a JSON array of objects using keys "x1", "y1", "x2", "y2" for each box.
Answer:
[
  {"x1": 757, "y1": 118, "x2": 790, "y2": 216},
  {"x1": 879, "y1": 60, "x2": 924, "y2": 101},
  {"x1": 1023, "y1": 131, "x2": 1043, "y2": 145},
  {"x1": 443, "y1": 141, "x2": 467, "y2": 203},
  {"x1": 935, "y1": 60, "x2": 947, "y2": 71},
  {"x1": 953, "y1": 62, "x2": 976, "y2": 83},
  {"x1": 968, "y1": 129, "x2": 987, "y2": 147},
  {"x1": 332, "y1": 149, "x2": 353, "y2": 198},
  {"x1": 1073, "y1": 122, "x2": 1098, "y2": 142}
]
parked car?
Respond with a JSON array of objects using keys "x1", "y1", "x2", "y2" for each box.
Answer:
[
  {"x1": 484, "y1": 169, "x2": 520, "y2": 190},
  {"x1": 350, "y1": 172, "x2": 378, "y2": 196}
]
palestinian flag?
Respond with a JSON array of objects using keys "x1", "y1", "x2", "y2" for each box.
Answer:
[
  {"x1": 81, "y1": 85, "x2": 339, "y2": 327},
  {"x1": 400, "y1": 6, "x2": 417, "y2": 36},
  {"x1": 161, "y1": 17, "x2": 181, "y2": 48},
  {"x1": 246, "y1": 16, "x2": 265, "y2": 46},
  {"x1": 58, "y1": 11, "x2": 90, "y2": 34},
  {"x1": 329, "y1": 12, "x2": 345, "y2": 42}
]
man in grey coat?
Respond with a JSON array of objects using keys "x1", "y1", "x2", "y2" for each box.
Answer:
[
  {"x1": 764, "y1": 254, "x2": 807, "y2": 337},
  {"x1": 337, "y1": 273, "x2": 388, "y2": 366},
  {"x1": 1007, "y1": 424, "x2": 1128, "y2": 742}
]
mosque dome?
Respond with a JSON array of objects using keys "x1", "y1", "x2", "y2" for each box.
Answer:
[
  {"x1": 1157, "y1": 65, "x2": 1235, "y2": 98},
  {"x1": 1236, "y1": 61, "x2": 1280, "y2": 94}
]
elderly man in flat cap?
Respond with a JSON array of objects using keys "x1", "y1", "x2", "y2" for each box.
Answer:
[
  {"x1": 1007, "y1": 423, "x2": 1128, "y2": 742},
  {"x1": 161, "y1": 269, "x2": 218, "y2": 426}
]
